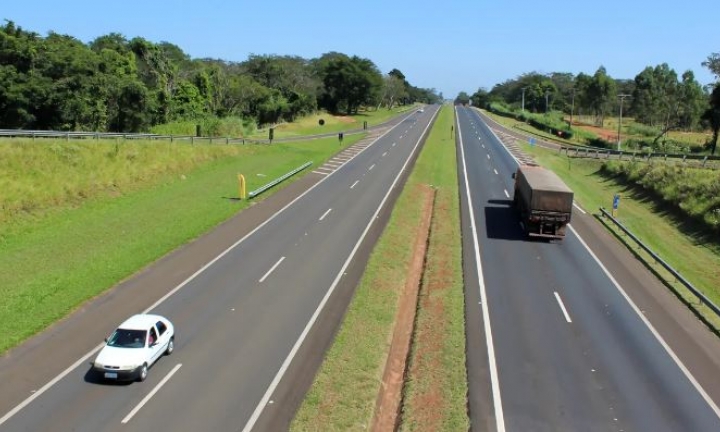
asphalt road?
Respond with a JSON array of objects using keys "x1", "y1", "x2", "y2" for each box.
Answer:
[
  {"x1": 0, "y1": 106, "x2": 439, "y2": 431},
  {"x1": 456, "y1": 106, "x2": 720, "y2": 432}
]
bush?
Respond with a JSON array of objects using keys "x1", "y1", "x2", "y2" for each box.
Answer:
[{"x1": 151, "y1": 116, "x2": 257, "y2": 137}]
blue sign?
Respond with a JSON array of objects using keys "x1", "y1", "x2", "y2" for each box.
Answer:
[
  {"x1": 529, "y1": 138, "x2": 536, "y2": 147},
  {"x1": 613, "y1": 194, "x2": 620, "y2": 210}
]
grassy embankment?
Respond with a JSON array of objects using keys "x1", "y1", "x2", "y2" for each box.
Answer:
[
  {"x1": 0, "y1": 133, "x2": 363, "y2": 354},
  {"x1": 250, "y1": 105, "x2": 419, "y2": 139},
  {"x1": 292, "y1": 105, "x2": 468, "y2": 431},
  {"x1": 484, "y1": 109, "x2": 720, "y2": 330}
]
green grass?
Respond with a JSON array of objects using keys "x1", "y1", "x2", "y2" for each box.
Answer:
[
  {"x1": 519, "y1": 142, "x2": 720, "y2": 330},
  {"x1": 250, "y1": 105, "x2": 418, "y2": 139},
  {"x1": 0, "y1": 134, "x2": 364, "y2": 354},
  {"x1": 291, "y1": 105, "x2": 468, "y2": 431},
  {"x1": 399, "y1": 106, "x2": 468, "y2": 430}
]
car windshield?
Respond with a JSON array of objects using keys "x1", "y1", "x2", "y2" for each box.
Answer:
[{"x1": 106, "y1": 329, "x2": 147, "y2": 348}]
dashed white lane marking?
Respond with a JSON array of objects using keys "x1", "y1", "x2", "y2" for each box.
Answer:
[
  {"x1": 122, "y1": 364, "x2": 182, "y2": 424},
  {"x1": 392, "y1": 142, "x2": 396, "y2": 147},
  {"x1": 319, "y1": 208, "x2": 332, "y2": 221},
  {"x1": 482, "y1": 144, "x2": 485, "y2": 148},
  {"x1": 259, "y1": 257, "x2": 285, "y2": 283},
  {"x1": 241, "y1": 107, "x2": 440, "y2": 432},
  {"x1": 487, "y1": 154, "x2": 491, "y2": 159},
  {"x1": 369, "y1": 164, "x2": 375, "y2": 171},
  {"x1": 573, "y1": 203, "x2": 587, "y2": 214},
  {"x1": 493, "y1": 169, "x2": 498, "y2": 175},
  {"x1": 554, "y1": 292, "x2": 573, "y2": 323},
  {"x1": 504, "y1": 189, "x2": 510, "y2": 198},
  {"x1": 350, "y1": 180, "x2": 359, "y2": 189},
  {"x1": 382, "y1": 152, "x2": 387, "y2": 157}
]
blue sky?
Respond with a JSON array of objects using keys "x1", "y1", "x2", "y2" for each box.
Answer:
[{"x1": 3, "y1": 0, "x2": 717, "y2": 98}]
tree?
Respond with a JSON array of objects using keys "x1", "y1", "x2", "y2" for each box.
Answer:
[
  {"x1": 703, "y1": 85, "x2": 720, "y2": 155},
  {"x1": 380, "y1": 74, "x2": 406, "y2": 108},
  {"x1": 587, "y1": 66, "x2": 616, "y2": 126},
  {"x1": 455, "y1": 92, "x2": 470, "y2": 105},
  {"x1": 317, "y1": 54, "x2": 382, "y2": 114}
]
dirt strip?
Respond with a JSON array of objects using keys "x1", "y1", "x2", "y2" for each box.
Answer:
[{"x1": 371, "y1": 185, "x2": 436, "y2": 432}]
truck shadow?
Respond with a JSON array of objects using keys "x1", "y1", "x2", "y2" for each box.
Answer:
[{"x1": 484, "y1": 199, "x2": 527, "y2": 241}]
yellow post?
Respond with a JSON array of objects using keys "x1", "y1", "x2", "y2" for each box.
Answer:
[{"x1": 238, "y1": 174, "x2": 246, "y2": 199}]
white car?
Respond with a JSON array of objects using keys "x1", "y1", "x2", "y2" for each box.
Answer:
[{"x1": 91, "y1": 314, "x2": 175, "y2": 382}]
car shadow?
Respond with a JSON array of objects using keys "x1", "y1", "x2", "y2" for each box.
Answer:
[{"x1": 83, "y1": 368, "x2": 133, "y2": 386}]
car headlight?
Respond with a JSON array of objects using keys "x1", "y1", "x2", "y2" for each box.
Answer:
[{"x1": 122, "y1": 365, "x2": 139, "y2": 370}]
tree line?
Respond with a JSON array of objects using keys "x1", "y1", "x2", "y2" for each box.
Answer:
[
  {"x1": 459, "y1": 55, "x2": 720, "y2": 153},
  {"x1": 0, "y1": 20, "x2": 441, "y2": 133}
]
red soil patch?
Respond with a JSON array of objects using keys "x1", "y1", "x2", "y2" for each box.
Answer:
[
  {"x1": 371, "y1": 184, "x2": 435, "y2": 432},
  {"x1": 402, "y1": 192, "x2": 453, "y2": 431},
  {"x1": 575, "y1": 123, "x2": 618, "y2": 141}
]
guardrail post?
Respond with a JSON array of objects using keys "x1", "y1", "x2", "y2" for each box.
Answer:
[
  {"x1": 682, "y1": 154, "x2": 687, "y2": 164},
  {"x1": 66, "y1": 133, "x2": 70, "y2": 142},
  {"x1": 32, "y1": 132, "x2": 35, "y2": 141},
  {"x1": 703, "y1": 156, "x2": 708, "y2": 167}
]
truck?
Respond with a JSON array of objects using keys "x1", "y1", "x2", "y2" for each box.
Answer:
[{"x1": 512, "y1": 164, "x2": 574, "y2": 239}]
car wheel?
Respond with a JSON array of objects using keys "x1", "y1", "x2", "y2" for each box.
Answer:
[
  {"x1": 138, "y1": 363, "x2": 148, "y2": 382},
  {"x1": 166, "y1": 337, "x2": 174, "y2": 356}
]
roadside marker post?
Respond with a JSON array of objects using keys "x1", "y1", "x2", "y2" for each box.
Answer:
[
  {"x1": 238, "y1": 174, "x2": 246, "y2": 199},
  {"x1": 612, "y1": 194, "x2": 620, "y2": 217}
]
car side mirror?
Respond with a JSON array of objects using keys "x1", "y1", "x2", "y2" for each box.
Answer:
[{"x1": 150, "y1": 341, "x2": 158, "y2": 347}]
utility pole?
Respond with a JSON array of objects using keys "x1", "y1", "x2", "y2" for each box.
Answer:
[
  {"x1": 521, "y1": 87, "x2": 526, "y2": 112},
  {"x1": 570, "y1": 88, "x2": 576, "y2": 129},
  {"x1": 617, "y1": 94, "x2": 631, "y2": 150},
  {"x1": 545, "y1": 91, "x2": 550, "y2": 113}
]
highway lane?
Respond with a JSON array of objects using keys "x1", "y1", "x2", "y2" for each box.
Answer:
[
  {"x1": 457, "y1": 106, "x2": 720, "y2": 432},
  {"x1": 0, "y1": 106, "x2": 439, "y2": 431}
]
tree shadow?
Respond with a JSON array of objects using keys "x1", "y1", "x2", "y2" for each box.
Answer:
[{"x1": 602, "y1": 172, "x2": 719, "y2": 250}]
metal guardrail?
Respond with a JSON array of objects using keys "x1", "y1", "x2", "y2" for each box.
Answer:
[
  {"x1": 561, "y1": 145, "x2": 720, "y2": 167},
  {"x1": 248, "y1": 161, "x2": 313, "y2": 198},
  {"x1": 599, "y1": 207, "x2": 720, "y2": 317}
]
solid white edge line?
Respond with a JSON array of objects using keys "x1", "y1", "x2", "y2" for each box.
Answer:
[
  {"x1": 350, "y1": 180, "x2": 359, "y2": 189},
  {"x1": 259, "y1": 257, "x2": 285, "y2": 283},
  {"x1": 554, "y1": 292, "x2": 573, "y2": 323},
  {"x1": 0, "y1": 112, "x2": 412, "y2": 428},
  {"x1": 503, "y1": 189, "x2": 510, "y2": 199},
  {"x1": 457, "y1": 107, "x2": 506, "y2": 432},
  {"x1": 121, "y1": 363, "x2": 182, "y2": 424},
  {"x1": 240, "y1": 106, "x2": 440, "y2": 432},
  {"x1": 573, "y1": 202, "x2": 587, "y2": 214},
  {"x1": 569, "y1": 224, "x2": 720, "y2": 420},
  {"x1": 319, "y1": 208, "x2": 332, "y2": 221}
]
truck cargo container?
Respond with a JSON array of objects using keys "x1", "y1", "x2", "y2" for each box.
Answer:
[{"x1": 512, "y1": 164, "x2": 574, "y2": 239}]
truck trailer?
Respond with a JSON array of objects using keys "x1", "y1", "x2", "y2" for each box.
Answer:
[{"x1": 512, "y1": 164, "x2": 574, "y2": 239}]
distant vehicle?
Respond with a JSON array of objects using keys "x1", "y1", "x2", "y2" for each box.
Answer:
[
  {"x1": 91, "y1": 314, "x2": 175, "y2": 382},
  {"x1": 512, "y1": 164, "x2": 574, "y2": 239},
  {"x1": 418, "y1": 108, "x2": 424, "y2": 113}
]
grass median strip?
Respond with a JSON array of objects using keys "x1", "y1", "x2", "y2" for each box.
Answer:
[
  {"x1": 291, "y1": 105, "x2": 468, "y2": 431},
  {"x1": 0, "y1": 134, "x2": 363, "y2": 354}
]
